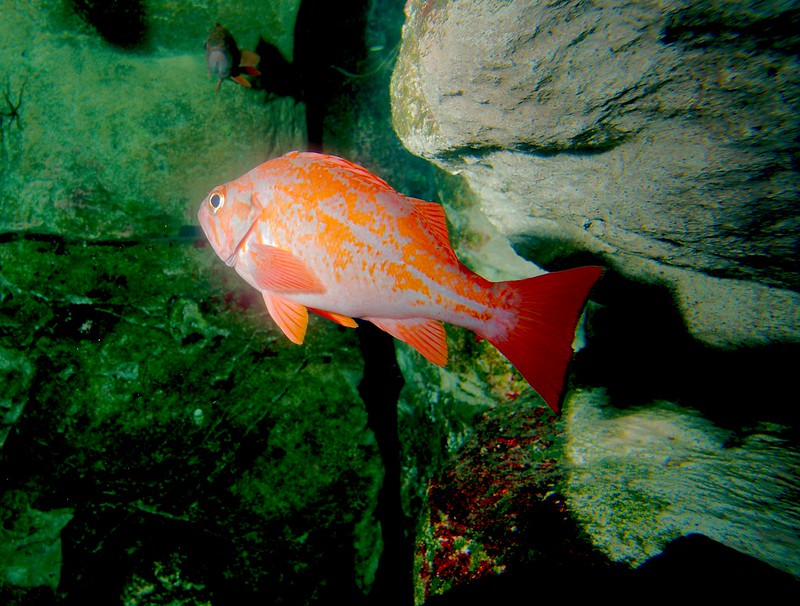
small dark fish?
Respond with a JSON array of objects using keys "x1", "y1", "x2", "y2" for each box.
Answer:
[{"x1": 205, "y1": 23, "x2": 261, "y2": 91}]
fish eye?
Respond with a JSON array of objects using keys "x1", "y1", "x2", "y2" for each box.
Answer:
[{"x1": 209, "y1": 191, "x2": 224, "y2": 213}]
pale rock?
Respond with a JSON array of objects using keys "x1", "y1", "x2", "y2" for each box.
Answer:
[{"x1": 391, "y1": 0, "x2": 800, "y2": 348}]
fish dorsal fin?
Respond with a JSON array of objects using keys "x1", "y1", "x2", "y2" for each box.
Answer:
[
  {"x1": 407, "y1": 198, "x2": 457, "y2": 262},
  {"x1": 246, "y1": 244, "x2": 325, "y2": 294},
  {"x1": 365, "y1": 317, "x2": 448, "y2": 367},
  {"x1": 263, "y1": 293, "x2": 309, "y2": 344},
  {"x1": 317, "y1": 154, "x2": 394, "y2": 191},
  {"x1": 309, "y1": 308, "x2": 359, "y2": 328}
]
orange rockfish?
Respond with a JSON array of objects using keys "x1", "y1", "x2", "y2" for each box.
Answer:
[{"x1": 197, "y1": 151, "x2": 602, "y2": 412}]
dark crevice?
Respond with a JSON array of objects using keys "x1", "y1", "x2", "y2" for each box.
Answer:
[
  {"x1": 423, "y1": 533, "x2": 798, "y2": 603},
  {"x1": 0, "y1": 228, "x2": 202, "y2": 247},
  {"x1": 69, "y1": 0, "x2": 148, "y2": 49},
  {"x1": 295, "y1": 2, "x2": 415, "y2": 604},
  {"x1": 661, "y1": 6, "x2": 800, "y2": 56},
  {"x1": 572, "y1": 268, "x2": 800, "y2": 432},
  {"x1": 436, "y1": 136, "x2": 630, "y2": 165},
  {"x1": 294, "y1": 0, "x2": 371, "y2": 151},
  {"x1": 356, "y1": 322, "x2": 413, "y2": 606}
]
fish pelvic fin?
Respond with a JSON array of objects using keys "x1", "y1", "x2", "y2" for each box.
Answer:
[
  {"x1": 263, "y1": 293, "x2": 309, "y2": 344},
  {"x1": 485, "y1": 266, "x2": 603, "y2": 413},
  {"x1": 231, "y1": 74, "x2": 253, "y2": 88},
  {"x1": 365, "y1": 317, "x2": 448, "y2": 367}
]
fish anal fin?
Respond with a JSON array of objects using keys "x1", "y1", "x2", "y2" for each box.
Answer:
[
  {"x1": 263, "y1": 293, "x2": 308, "y2": 344},
  {"x1": 365, "y1": 317, "x2": 448, "y2": 367},
  {"x1": 408, "y1": 198, "x2": 457, "y2": 262},
  {"x1": 309, "y1": 308, "x2": 358, "y2": 328},
  {"x1": 231, "y1": 74, "x2": 252, "y2": 88},
  {"x1": 246, "y1": 244, "x2": 325, "y2": 294}
]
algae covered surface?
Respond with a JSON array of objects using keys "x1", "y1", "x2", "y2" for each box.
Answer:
[{"x1": 0, "y1": 1, "x2": 384, "y2": 602}]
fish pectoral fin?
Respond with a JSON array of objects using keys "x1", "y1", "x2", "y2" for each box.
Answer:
[
  {"x1": 309, "y1": 308, "x2": 359, "y2": 328},
  {"x1": 365, "y1": 317, "x2": 448, "y2": 367},
  {"x1": 263, "y1": 293, "x2": 309, "y2": 344},
  {"x1": 246, "y1": 244, "x2": 325, "y2": 294}
]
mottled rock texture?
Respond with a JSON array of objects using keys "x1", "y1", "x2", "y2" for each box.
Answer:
[
  {"x1": 564, "y1": 389, "x2": 800, "y2": 579},
  {"x1": 391, "y1": 0, "x2": 800, "y2": 349},
  {"x1": 391, "y1": 0, "x2": 800, "y2": 595}
]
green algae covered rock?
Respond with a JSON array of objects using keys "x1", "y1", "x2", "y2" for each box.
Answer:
[
  {"x1": 0, "y1": 1, "x2": 384, "y2": 602},
  {"x1": 1, "y1": 1, "x2": 306, "y2": 241},
  {"x1": 0, "y1": 497, "x2": 73, "y2": 591}
]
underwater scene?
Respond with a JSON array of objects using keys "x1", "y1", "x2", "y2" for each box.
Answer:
[{"x1": 1, "y1": 0, "x2": 799, "y2": 604}]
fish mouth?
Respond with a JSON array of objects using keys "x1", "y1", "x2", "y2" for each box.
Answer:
[{"x1": 197, "y1": 212, "x2": 240, "y2": 269}]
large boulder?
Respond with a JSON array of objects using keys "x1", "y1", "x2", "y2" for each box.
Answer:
[
  {"x1": 391, "y1": 0, "x2": 800, "y2": 349},
  {"x1": 390, "y1": 0, "x2": 800, "y2": 596}
]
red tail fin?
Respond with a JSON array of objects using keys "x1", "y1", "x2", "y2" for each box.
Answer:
[{"x1": 485, "y1": 266, "x2": 603, "y2": 413}]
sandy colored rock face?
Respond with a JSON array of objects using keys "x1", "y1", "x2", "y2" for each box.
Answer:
[{"x1": 392, "y1": 0, "x2": 800, "y2": 348}]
